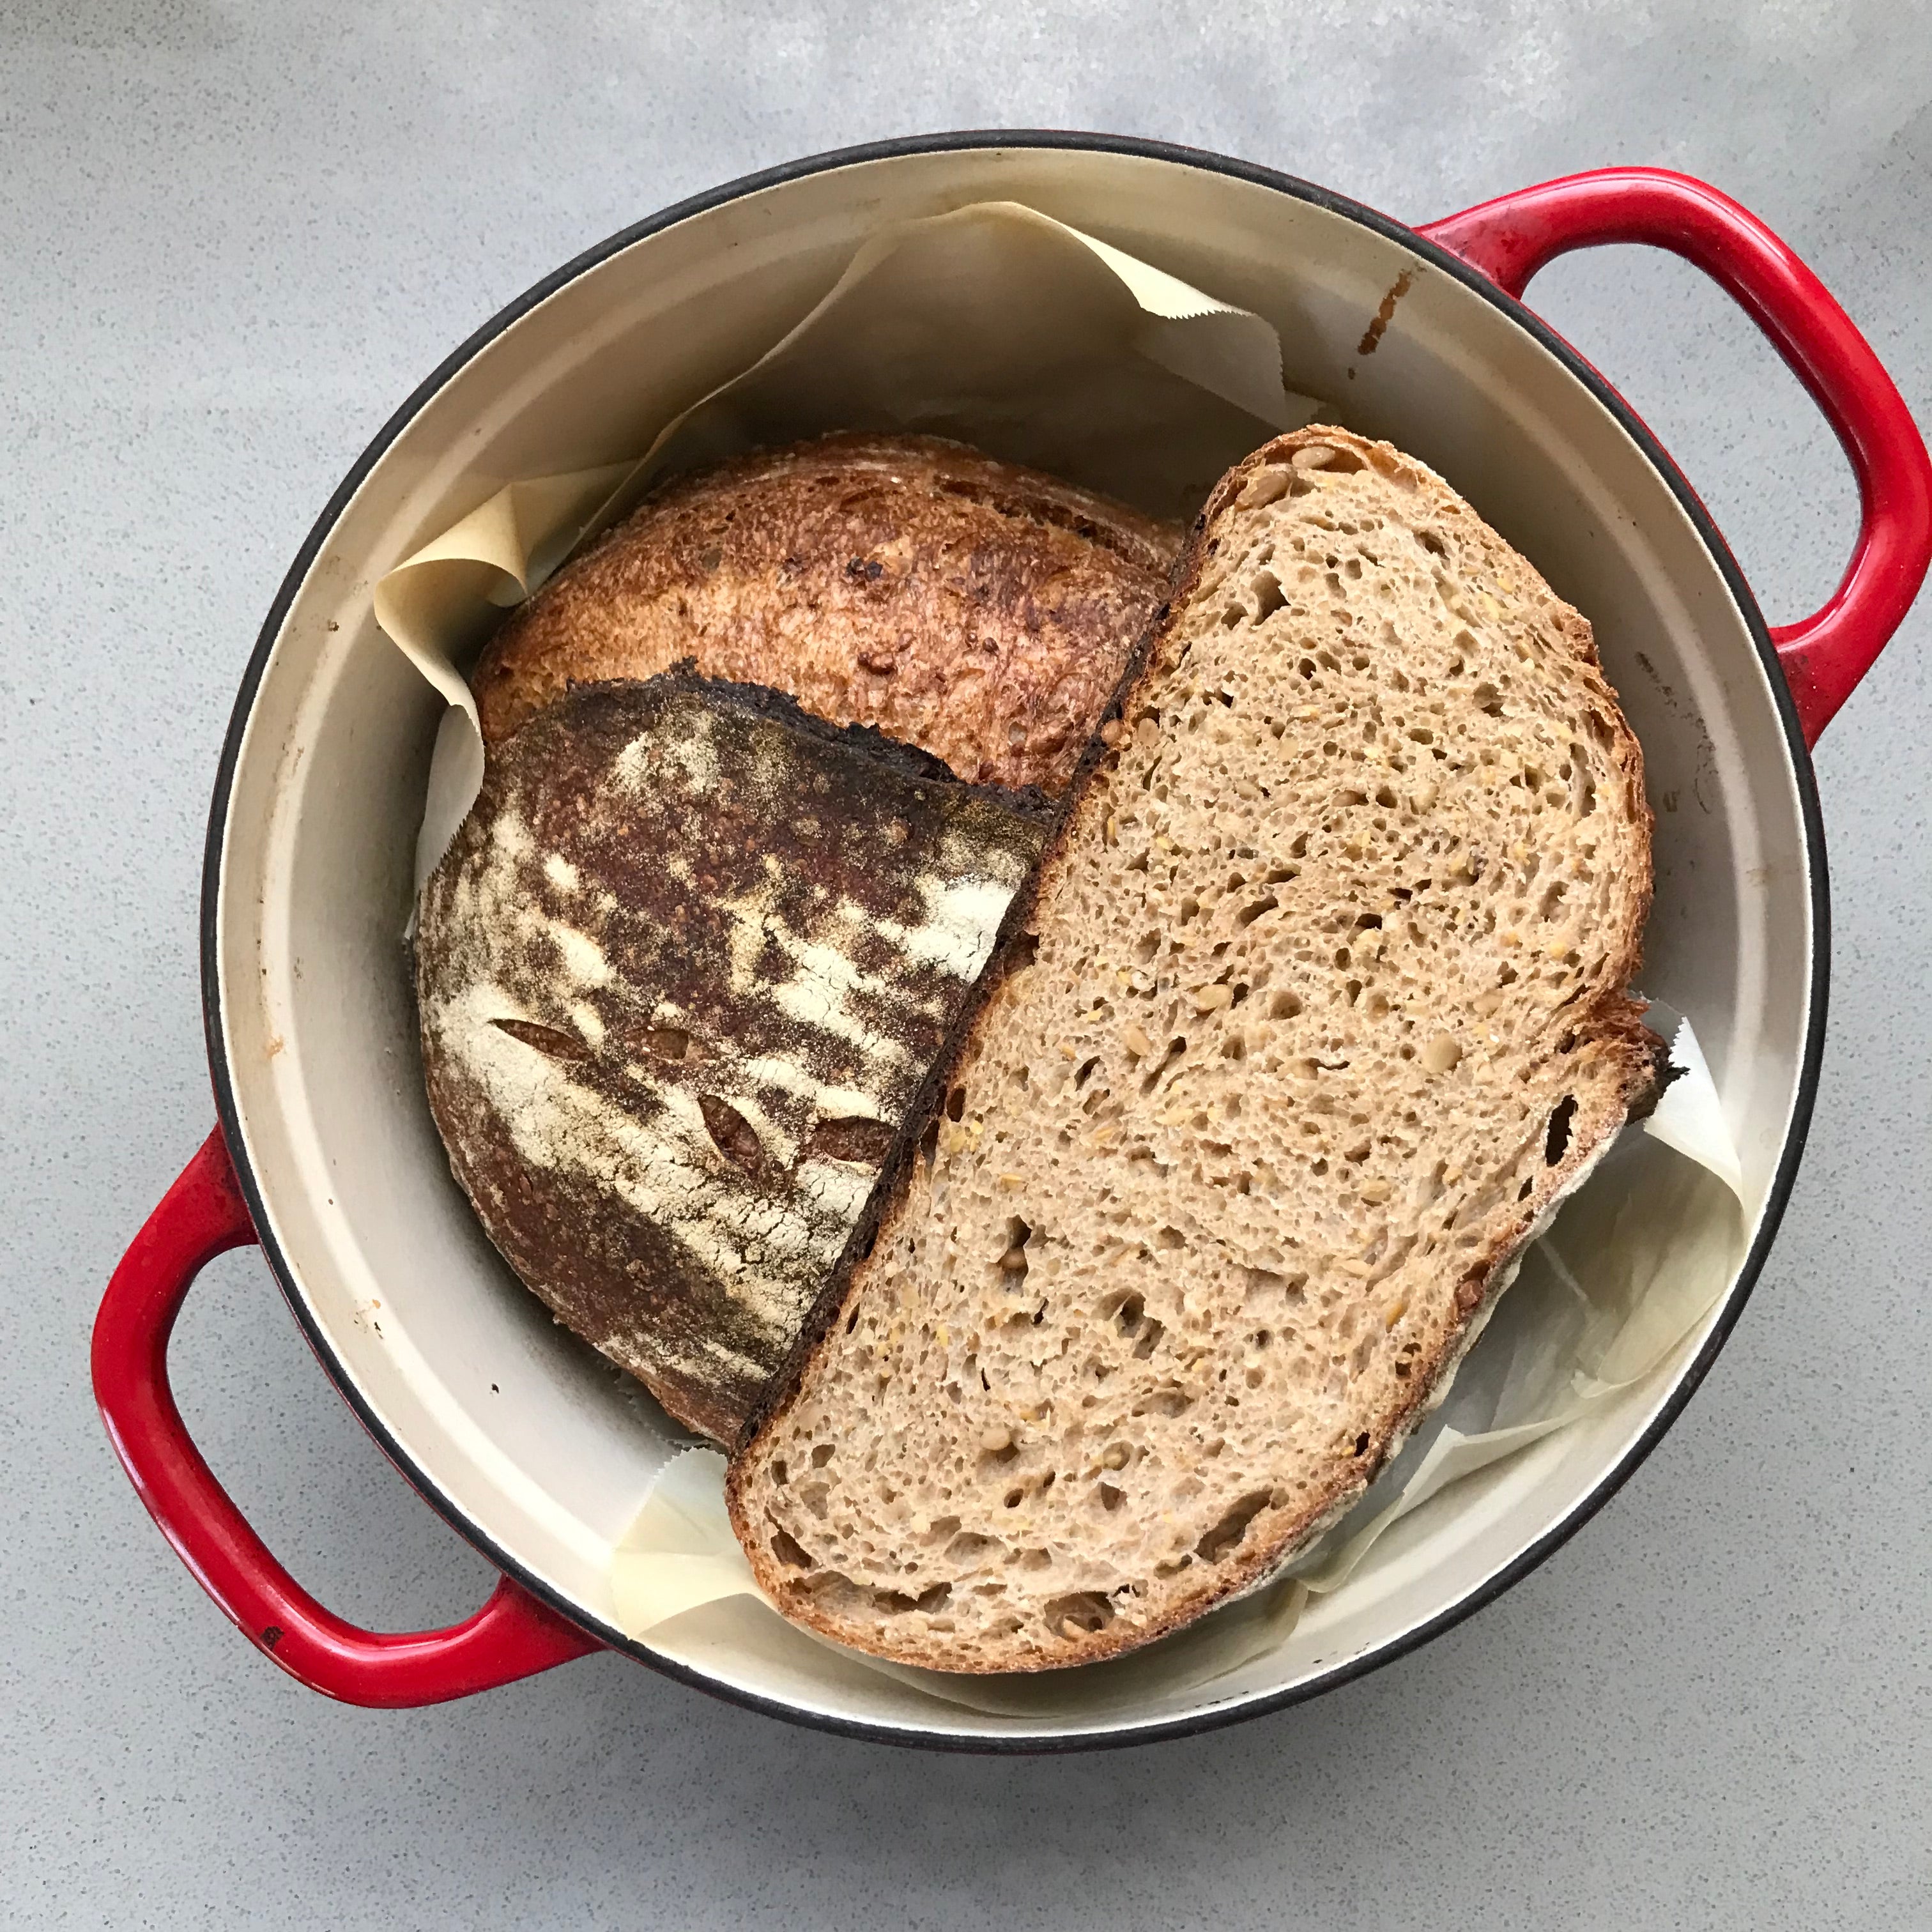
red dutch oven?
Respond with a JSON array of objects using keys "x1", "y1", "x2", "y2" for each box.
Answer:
[{"x1": 93, "y1": 136, "x2": 1931, "y2": 1749}]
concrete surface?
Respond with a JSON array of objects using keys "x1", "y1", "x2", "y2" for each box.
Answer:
[{"x1": 3, "y1": 3, "x2": 1928, "y2": 1925}]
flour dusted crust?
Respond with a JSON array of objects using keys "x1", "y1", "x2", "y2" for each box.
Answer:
[
  {"x1": 472, "y1": 433, "x2": 1181, "y2": 795},
  {"x1": 729, "y1": 428, "x2": 1661, "y2": 1672},
  {"x1": 416, "y1": 675, "x2": 1051, "y2": 1442}
]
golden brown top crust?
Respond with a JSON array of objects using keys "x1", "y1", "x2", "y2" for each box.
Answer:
[{"x1": 471, "y1": 433, "x2": 1183, "y2": 795}]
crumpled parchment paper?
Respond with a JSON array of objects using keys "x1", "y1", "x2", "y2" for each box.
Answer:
[{"x1": 372, "y1": 199, "x2": 1317, "y2": 893}]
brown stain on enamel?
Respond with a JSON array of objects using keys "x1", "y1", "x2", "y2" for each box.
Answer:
[{"x1": 1356, "y1": 270, "x2": 1415, "y2": 357}]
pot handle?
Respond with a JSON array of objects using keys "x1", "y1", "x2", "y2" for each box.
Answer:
[
  {"x1": 92, "y1": 1126, "x2": 604, "y2": 1706},
  {"x1": 1417, "y1": 168, "x2": 1932, "y2": 746}
]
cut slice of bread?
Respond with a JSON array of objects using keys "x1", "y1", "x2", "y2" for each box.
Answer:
[
  {"x1": 727, "y1": 427, "x2": 1660, "y2": 1672},
  {"x1": 416, "y1": 673, "x2": 1050, "y2": 1443},
  {"x1": 471, "y1": 433, "x2": 1181, "y2": 794}
]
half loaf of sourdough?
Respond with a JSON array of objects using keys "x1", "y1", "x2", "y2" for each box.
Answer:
[
  {"x1": 416, "y1": 674, "x2": 1050, "y2": 1443},
  {"x1": 728, "y1": 427, "x2": 1660, "y2": 1671},
  {"x1": 471, "y1": 433, "x2": 1181, "y2": 793}
]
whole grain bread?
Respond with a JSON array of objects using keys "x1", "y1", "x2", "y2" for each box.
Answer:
[
  {"x1": 727, "y1": 427, "x2": 1660, "y2": 1672},
  {"x1": 416, "y1": 673, "x2": 1051, "y2": 1443},
  {"x1": 471, "y1": 433, "x2": 1181, "y2": 793}
]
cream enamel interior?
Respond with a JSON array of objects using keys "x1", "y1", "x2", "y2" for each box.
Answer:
[{"x1": 212, "y1": 144, "x2": 1814, "y2": 1743}]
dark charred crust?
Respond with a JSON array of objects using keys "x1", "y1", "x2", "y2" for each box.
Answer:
[
  {"x1": 675, "y1": 668, "x2": 963, "y2": 786},
  {"x1": 1624, "y1": 1027, "x2": 1681, "y2": 1122},
  {"x1": 421, "y1": 675, "x2": 1049, "y2": 1443},
  {"x1": 563, "y1": 670, "x2": 1059, "y2": 831}
]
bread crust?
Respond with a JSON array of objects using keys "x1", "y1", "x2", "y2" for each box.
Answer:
[
  {"x1": 417, "y1": 675, "x2": 1050, "y2": 1442},
  {"x1": 473, "y1": 433, "x2": 1181, "y2": 795},
  {"x1": 728, "y1": 427, "x2": 1662, "y2": 1671}
]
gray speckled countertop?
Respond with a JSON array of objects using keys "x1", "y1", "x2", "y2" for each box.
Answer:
[{"x1": 3, "y1": 3, "x2": 1928, "y2": 1925}]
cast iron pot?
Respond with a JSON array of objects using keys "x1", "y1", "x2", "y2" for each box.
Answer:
[{"x1": 93, "y1": 135, "x2": 1931, "y2": 1750}]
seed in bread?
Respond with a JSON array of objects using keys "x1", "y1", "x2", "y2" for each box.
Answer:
[
  {"x1": 727, "y1": 427, "x2": 1660, "y2": 1672},
  {"x1": 415, "y1": 673, "x2": 1052, "y2": 1443},
  {"x1": 471, "y1": 433, "x2": 1182, "y2": 794}
]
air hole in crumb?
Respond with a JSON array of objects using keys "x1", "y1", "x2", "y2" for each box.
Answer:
[
  {"x1": 1140, "y1": 1038, "x2": 1186, "y2": 1094},
  {"x1": 1195, "y1": 1490, "x2": 1271, "y2": 1562},
  {"x1": 1545, "y1": 1094, "x2": 1578, "y2": 1165},
  {"x1": 946, "y1": 1085, "x2": 967, "y2": 1122},
  {"x1": 769, "y1": 1529, "x2": 815, "y2": 1570},
  {"x1": 1044, "y1": 1591, "x2": 1116, "y2": 1637},
  {"x1": 999, "y1": 1218, "x2": 1033, "y2": 1281}
]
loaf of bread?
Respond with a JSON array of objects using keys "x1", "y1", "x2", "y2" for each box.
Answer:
[
  {"x1": 471, "y1": 433, "x2": 1182, "y2": 794},
  {"x1": 415, "y1": 674, "x2": 1052, "y2": 1442},
  {"x1": 728, "y1": 427, "x2": 1660, "y2": 1671}
]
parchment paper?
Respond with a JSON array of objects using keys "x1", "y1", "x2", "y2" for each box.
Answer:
[
  {"x1": 372, "y1": 200, "x2": 1318, "y2": 893},
  {"x1": 608, "y1": 1012, "x2": 1745, "y2": 1719}
]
